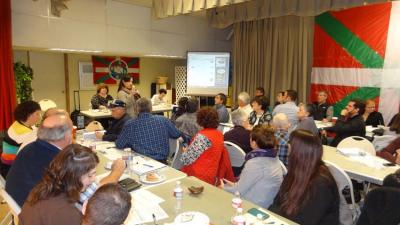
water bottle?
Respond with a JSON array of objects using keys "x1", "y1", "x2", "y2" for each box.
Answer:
[
  {"x1": 122, "y1": 148, "x2": 132, "y2": 174},
  {"x1": 173, "y1": 181, "x2": 183, "y2": 214},
  {"x1": 232, "y1": 208, "x2": 245, "y2": 225},
  {"x1": 232, "y1": 190, "x2": 242, "y2": 209}
]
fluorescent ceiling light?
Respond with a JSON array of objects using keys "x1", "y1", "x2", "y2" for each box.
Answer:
[
  {"x1": 48, "y1": 48, "x2": 102, "y2": 53},
  {"x1": 144, "y1": 54, "x2": 184, "y2": 58}
]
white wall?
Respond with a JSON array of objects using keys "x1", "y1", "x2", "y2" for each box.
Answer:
[{"x1": 11, "y1": 0, "x2": 232, "y2": 57}]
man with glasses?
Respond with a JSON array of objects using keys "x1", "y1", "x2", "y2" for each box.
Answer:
[{"x1": 95, "y1": 100, "x2": 130, "y2": 142}]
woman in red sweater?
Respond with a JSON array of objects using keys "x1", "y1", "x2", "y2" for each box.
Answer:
[{"x1": 181, "y1": 107, "x2": 234, "y2": 185}]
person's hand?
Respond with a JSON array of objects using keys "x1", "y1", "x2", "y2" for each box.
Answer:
[
  {"x1": 182, "y1": 146, "x2": 188, "y2": 152},
  {"x1": 99, "y1": 105, "x2": 106, "y2": 110},
  {"x1": 222, "y1": 178, "x2": 234, "y2": 187},
  {"x1": 322, "y1": 118, "x2": 328, "y2": 123},
  {"x1": 111, "y1": 159, "x2": 126, "y2": 173},
  {"x1": 95, "y1": 131, "x2": 104, "y2": 140},
  {"x1": 340, "y1": 109, "x2": 348, "y2": 116},
  {"x1": 320, "y1": 129, "x2": 327, "y2": 136},
  {"x1": 218, "y1": 179, "x2": 225, "y2": 189},
  {"x1": 395, "y1": 149, "x2": 400, "y2": 164}
]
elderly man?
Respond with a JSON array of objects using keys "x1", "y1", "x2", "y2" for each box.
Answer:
[
  {"x1": 82, "y1": 183, "x2": 131, "y2": 225},
  {"x1": 272, "y1": 113, "x2": 290, "y2": 166},
  {"x1": 322, "y1": 99, "x2": 366, "y2": 147},
  {"x1": 312, "y1": 90, "x2": 333, "y2": 121},
  {"x1": 272, "y1": 89, "x2": 299, "y2": 133},
  {"x1": 214, "y1": 93, "x2": 230, "y2": 123},
  {"x1": 6, "y1": 114, "x2": 125, "y2": 207},
  {"x1": 95, "y1": 100, "x2": 130, "y2": 142},
  {"x1": 237, "y1": 92, "x2": 252, "y2": 117},
  {"x1": 116, "y1": 98, "x2": 181, "y2": 163},
  {"x1": 224, "y1": 110, "x2": 251, "y2": 154}
]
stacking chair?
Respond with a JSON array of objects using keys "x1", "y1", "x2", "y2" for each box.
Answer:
[
  {"x1": 326, "y1": 161, "x2": 360, "y2": 225},
  {"x1": 167, "y1": 138, "x2": 180, "y2": 164},
  {"x1": 0, "y1": 176, "x2": 20, "y2": 225},
  {"x1": 278, "y1": 160, "x2": 288, "y2": 176},
  {"x1": 171, "y1": 142, "x2": 184, "y2": 170},
  {"x1": 337, "y1": 136, "x2": 376, "y2": 156},
  {"x1": 223, "y1": 141, "x2": 246, "y2": 168}
]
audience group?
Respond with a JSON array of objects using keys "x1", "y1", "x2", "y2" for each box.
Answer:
[{"x1": 3, "y1": 80, "x2": 400, "y2": 225}]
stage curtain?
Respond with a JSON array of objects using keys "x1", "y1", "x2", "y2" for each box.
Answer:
[
  {"x1": 0, "y1": 0, "x2": 17, "y2": 131},
  {"x1": 231, "y1": 16, "x2": 314, "y2": 105}
]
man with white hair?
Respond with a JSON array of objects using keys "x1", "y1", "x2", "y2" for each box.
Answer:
[
  {"x1": 272, "y1": 113, "x2": 290, "y2": 166},
  {"x1": 237, "y1": 92, "x2": 252, "y2": 117},
  {"x1": 224, "y1": 110, "x2": 252, "y2": 154}
]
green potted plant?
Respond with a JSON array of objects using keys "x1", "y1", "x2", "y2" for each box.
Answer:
[{"x1": 14, "y1": 62, "x2": 34, "y2": 103}]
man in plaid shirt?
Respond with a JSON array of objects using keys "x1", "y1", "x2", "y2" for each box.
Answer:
[
  {"x1": 272, "y1": 113, "x2": 290, "y2": 166},
  {"x1": 116, "y1": 98, "x2": 181, "y2": 163}
]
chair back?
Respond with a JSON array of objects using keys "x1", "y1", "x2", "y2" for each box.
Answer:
[
  {"x1": 171, "y1": 142, "x2": 184, "y2": 170},
  {"x1": 325, "y1": 161, "x2": 359, "y2": 224},
  {"x1": 337, "y1": 136, "x2": 376, "y2": 156},
  {"x1": 224, "y1": 141, "x2": 246, "y2": 167},
  {"x1": 278, "y1": 160, "x2": 287, "y2": 176},
  {"x1": 0, "y1": 176, "x2": 21, "y2": 224},
  {"x1": 168, "y1": 138, "x2": 179, "y2": 160}
]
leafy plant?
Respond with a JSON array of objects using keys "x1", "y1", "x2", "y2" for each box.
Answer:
[{"x1": 14, "y1": 62, "x2": 34, "y2": 103}]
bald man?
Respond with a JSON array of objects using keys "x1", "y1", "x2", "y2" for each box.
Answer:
[{"x1": 6, "y1": 114, "x2": 73, "y2": 206}]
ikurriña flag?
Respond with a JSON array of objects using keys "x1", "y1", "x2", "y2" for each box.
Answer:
[{"x1": 92, "y1": 56, "x2": 140, "y2": 84}]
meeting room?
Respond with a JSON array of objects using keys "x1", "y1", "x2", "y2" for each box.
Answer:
[{"x1": 1, "y1": 0, "x2": 400, "y2": 225}]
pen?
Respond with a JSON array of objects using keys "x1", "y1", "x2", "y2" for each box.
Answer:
[
  {"x1": 152, "y1": 213, "x2": 158, "y2": 225},
  {"x1": 143, "y1": 163, "x2": 154, "y2": 168}
]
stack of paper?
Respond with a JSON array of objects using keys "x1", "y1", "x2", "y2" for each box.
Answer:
[
  {"x1": 131, "y1": 156, "x2": 166, "y2": 175},
  {"x1": 125, "y1": 190, "x2": 168, "y2": 224},
  {"x1": 337, "y1": 147, "x2": 366, "y2": 157}
]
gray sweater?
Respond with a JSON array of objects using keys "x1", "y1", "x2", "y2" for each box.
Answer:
[{"x1": 225, "y1": 156, "x2": 283, "y2": 208}]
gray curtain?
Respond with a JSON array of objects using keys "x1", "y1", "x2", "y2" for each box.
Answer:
[{"x1": 232, "y1": 16, "x2": 314, "y2": 105}]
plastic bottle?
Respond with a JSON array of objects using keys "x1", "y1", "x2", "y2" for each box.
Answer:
[
  {"x1": 122, "y1": 148, "x2": 132, "y2": 174},
  {"x1": 173, "y1": 181, "x2": 183, "y2": 213},
  {"x1": 232, "y1": 190, "x2": 242, "y2": 209},
  {"x1": 232, "y1": 208, "x2": 246, "y2": 225}
]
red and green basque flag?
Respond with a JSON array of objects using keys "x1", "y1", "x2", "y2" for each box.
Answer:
[
  {"x1": 92, "y1": 56, "x2": 140, "y2": 84},
  {"x1": 311, "y1": 2, "x2": 400, "y2": 123}
]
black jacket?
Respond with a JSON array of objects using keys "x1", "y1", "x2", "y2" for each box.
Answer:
[
  {"x1": 102, "y1": 113, "x2": 130, "y2": 141},
  {"x1": 313, "y1": 102, "x2": 331, "y2": 120},
  {"x1": 325, "y1": 114, "x2": 366, "y2": 147},
  {"x1": 365, "y1": 111, "x2": 384, "y2": 127}
]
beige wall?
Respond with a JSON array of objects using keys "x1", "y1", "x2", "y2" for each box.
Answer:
[
  {"x1": 14, "y1": 50, "x2": 185, "y2": 112},
  {"x1": 12, "y1": 0, "x2": 231, "y2": 57}
]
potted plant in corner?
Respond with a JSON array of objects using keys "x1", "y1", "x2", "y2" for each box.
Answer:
[{"x1": 14, "y1": 62, "x2": 34, "y2": 103}]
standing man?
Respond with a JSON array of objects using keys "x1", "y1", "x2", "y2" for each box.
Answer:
[
  {"x1": 313, "y1": 90, "x2": 333, "y2": 121},
  {"x1": 214, "y1": 93, "x2": 230, "y2": 123},
  {"x1": 272, "y1": 90, "x2": 299, "y2": 133},
  {"x1": 95, "y1": 99, "x2": 130, "y2": 142},
  {"x1": 151, "y1": 89, "x2": 167, "y2": 105},
  {"x1": 116, "y1": 98, "x2": 181, "y2": 164},
  {"x1": 321, "y1": 99, "x2": 366, "y2": 147}
]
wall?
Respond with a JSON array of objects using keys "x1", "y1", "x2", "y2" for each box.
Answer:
[
  {"x1": 14, "y1": 50, "x2": 185, "y2": 112},
  {"x1": 11, "y1": 0, "x2": 232, "y2": 57}
]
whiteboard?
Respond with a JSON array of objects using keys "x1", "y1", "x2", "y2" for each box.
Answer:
[{"x1": 79, "y1": 62, "x2": 96, "y2": 90}]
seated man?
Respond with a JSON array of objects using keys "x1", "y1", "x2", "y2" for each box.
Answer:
[
  {"x1": 255, "y1": 87, "x2": 265, "y2": 97},
  {"x1": 272, "y1": 90, "x2": 299, "y2": 133},
  {"x1": 312, "y1": 90, "x2": 333, "y2": 121},
  {"x1": 151, "y1": 88, "x2": 167, "y2": 106},
  {"x1": 321, "y1": 99, "x2": 366, "y2": 147},
  {"x1": 224, "y1": 110, "x2": 252, "y2": 154},
  {"x1": 296, "y1": 103, "x2": 319, "y2": 136},
  {"x1": 272, "y1": 113, "x2": 290, "y2": 166},
  {"x1": 95, "y1": 100, "x2": 130, "y2": 142},
  {"x1": 116, "y1": 98, "x2": 181, "y2": 164},
  {"x1": 82, "y1": 183, "x2": 132, "y2": 225},
  {"x1": 236, "y1": 92, "x2": 252, "y2": 118},
  {"x1": 214, "y1": 93, "x2": 230, "y2": 123}
]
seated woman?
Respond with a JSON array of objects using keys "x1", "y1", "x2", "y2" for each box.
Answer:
[
  {"x1": 296, "y1": 103, "x2": 319, "y2": 136},
  {"x1": 90, "y1": 84, "x2": 113, "y2": 109},
  {"x1": 1, "y1": 100, "x2": 41, "y2": 177},
  {"x1": 170, "y1": 97, "x2": 188, "y2": 124},
  {"x1": 269, "y1": 129, "x2": 340, "y2": 225},
  {"x1": 363, "y1": 99, "x2": 384, "y2": 127},
  {"x1": 220, "y1": 125, "x2": 283, "y2": 208},
  {"x1": 19, "y1": 144, "x2": 125, "y2": 225},
  {"x1": 175, "y1": 98, "x2": 201, "y2": 140},
  {"x1": 181, "y1": 107, "x2": 233, "y2": 185},
  {"x1": 249, "y1": 96, "x2": 272, "y2": 127}
]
